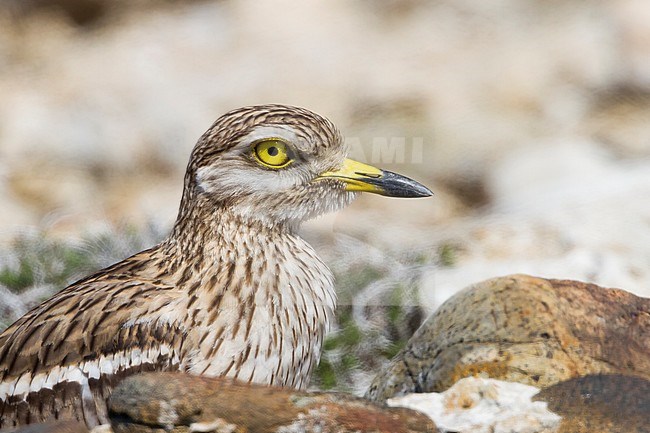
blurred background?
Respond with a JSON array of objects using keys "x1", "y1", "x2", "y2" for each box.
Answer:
[{"x1": 0, "y1": 0, "x2": 649, "y2": 392}]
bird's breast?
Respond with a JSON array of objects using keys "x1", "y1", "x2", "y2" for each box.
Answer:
[{"x1": 182, "y1": 234, "x2": 336, "y2": 390}]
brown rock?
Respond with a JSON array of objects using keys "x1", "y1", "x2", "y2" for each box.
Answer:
[
  {"x1": 2, "y1": 420, "x2": 90, "y2": 433},
  {"x1": 534, "y1": 374, "x2": 650, "y2": 433},
  {"x1": 109, "y1": 372, "x2": 437, "y2": 433},
  {"x1": 366, "y1": 274, "x2": 650, "y2": 401}
]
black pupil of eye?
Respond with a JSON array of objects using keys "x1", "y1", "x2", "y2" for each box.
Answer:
[{"x1": 267, "y1": 146, "x2": 279, "y2": 156}]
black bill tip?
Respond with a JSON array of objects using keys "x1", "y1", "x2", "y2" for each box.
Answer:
[{"x1": 365, "y1": 170, "x2": 433, "y2": 198}]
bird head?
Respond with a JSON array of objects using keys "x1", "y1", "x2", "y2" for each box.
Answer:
[{"x1": 180, "y1": 105, "x2": 432, "y2": 229}]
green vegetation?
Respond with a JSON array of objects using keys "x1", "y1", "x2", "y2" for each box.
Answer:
[
  {"x1": 0, "y1": 236, "x2": 94, "y2": 292},
  {"x1": 0, "y1": 256, "x2": 35, "y2": 292},
  {"x1": 313, "y1": 255, "x2": 427, "y2": 393},
  {"x1": 437, "y1": 242, "x2": 460, "y2": 267},
  {"x1": 0, "y1": 226, "x2": 164, "y2": 331}
]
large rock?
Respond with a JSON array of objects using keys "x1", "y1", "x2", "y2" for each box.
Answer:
[
  {"x1": 109, "y1": 372, "x2": 437, "y2": 433},
  {"x1": 534, "y1": 374, "x2": 650, "y2": 433},
  {"x1": 3, "y1": 421, "x2": 90, "y2": 433},
  {"x1": 366, "y1": 275, "x2": 650, "y2": 401}
]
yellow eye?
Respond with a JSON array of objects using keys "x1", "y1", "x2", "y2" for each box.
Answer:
[{"x1": 253, "y1": 140, "x2": 293, "y2": 168}]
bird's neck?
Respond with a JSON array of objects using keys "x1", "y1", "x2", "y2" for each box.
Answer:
[
  {"x1": 166, "y1": 194, "x2": 296, "y2": 262},
  {"x1": 133, "y1": 192, "x2": 336, "y2": 389}
]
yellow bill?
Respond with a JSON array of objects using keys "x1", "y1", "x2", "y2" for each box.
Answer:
[{"x1": 317, "y1": 158, "x2": 432, "y2": 198}]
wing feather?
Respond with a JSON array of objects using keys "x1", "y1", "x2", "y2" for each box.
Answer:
[{"x1": 0, "y1": 249, "x2": 186, "y2": 428}]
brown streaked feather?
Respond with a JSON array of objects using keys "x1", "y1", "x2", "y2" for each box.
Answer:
[{"x1": 0, "y1": 246, "x2": 188, "y2": 428}]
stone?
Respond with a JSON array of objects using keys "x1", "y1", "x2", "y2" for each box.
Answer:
[
  {"x1": 3, "y1": 420, "x2": 90, "y2": 433},
  {"x1": 108, "y1": 372, "x2": 437, "y2": 433},
  {"x1": 534, "y1": 374, "x2": 650, "y2": 433},
  {"x1": 366, "y1": 275, "x2": 650, "y2": 402},
  {"x1": 387, "y1": 377, "x2": 561, "y2": 433}
]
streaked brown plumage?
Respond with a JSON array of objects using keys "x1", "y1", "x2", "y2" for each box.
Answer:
[{"x1": 0, "y1": 105, "x2": 431, "y2": 428}]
